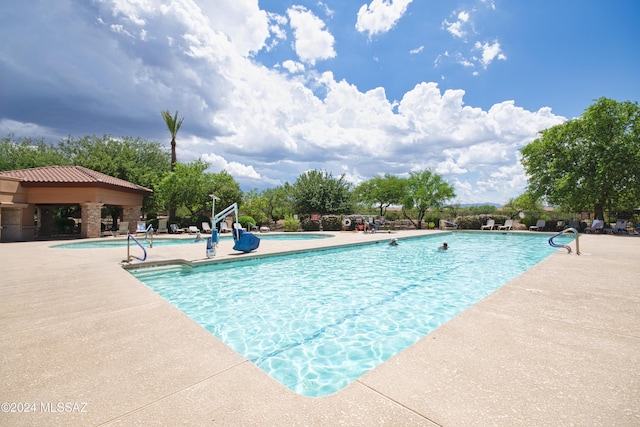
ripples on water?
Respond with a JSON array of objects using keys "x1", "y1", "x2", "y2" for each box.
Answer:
[{"x1": 132, "y1": 232, "x2": 573, "y2": 396}]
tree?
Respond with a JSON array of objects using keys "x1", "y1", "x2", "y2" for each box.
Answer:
[
  {"x1": 156, "y1": 161, "x2": 243, "y2": 222},
  {"x1": 261, "y1": 185, "x2": 294, "y2": 223},
  {"x1": 355, "y1": 174, "x2": 407, "y2": 217},
  {"x1": 521, "y1": 98, "x2": 640, "y2": 220},
  {"x1": 291, "y1": 170, "x2": 353, "y2": 215},
  {"x1": 0, "y1": 135, "x2": 70, "y2": 170},
  {"x1": 241, "y1": 190, "x2": 268, "y2": 226},
  {"x1": 160, "y1": 110, "x2": 184, "y2": 171},
  {"x1": 401, "y1": 169, "x2": 456, "y2": 229},
  {"x1": 58, "y1": 135, "x2": 171, "y2": 214},
  {"x1": 208, "y1": 170, "x2": 244, "y2": 217}
]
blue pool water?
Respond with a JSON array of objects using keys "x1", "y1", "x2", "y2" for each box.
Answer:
[
  {"x1": 129, "y1": 232, "x2": 573, "y2": 397},
  {"x1": 52, "y1": 233, "x2": 331, "y2": 249}
]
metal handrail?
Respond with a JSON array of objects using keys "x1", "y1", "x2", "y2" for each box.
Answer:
[
  {"x1": 127, "y1": 233, "x2": 147, "y2": 261},
  {"x1": 548, "y1": 227, "x2": 580, "y2": 255},
  {"x1": 212, "y1": 203, "x2": 239, "y2": 229},
  {"x1": 143, "y1": 223, "x2": 154, "y2": 248}
]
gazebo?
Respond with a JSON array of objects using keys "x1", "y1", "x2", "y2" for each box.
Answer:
[{"x1": 0, "y1": 166, "x2": 152, "y2": 242}]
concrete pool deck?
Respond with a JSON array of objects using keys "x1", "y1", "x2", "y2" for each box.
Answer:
[{"x1": 1, "y1": 230, "x2": 639, "y2": 426}]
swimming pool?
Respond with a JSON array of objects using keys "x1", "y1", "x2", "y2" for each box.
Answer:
[
  {"x1": 129, "y1": 232, "x2": 574, "y2": 397},
  {"x1": 52, "y1": 232, "x2": 332, "y2": 249}
]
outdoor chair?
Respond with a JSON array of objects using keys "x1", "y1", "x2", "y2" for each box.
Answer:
[
  {"x1": 529, "y1": 219, "x2": 546, "y2": 231},
  {"x1": 116, "y1": 221, "x2": 129, "y2": 235},
  {"x1": 481, "y1": 219, "x2": 495, "y2": 230},
  {"x1": 498, "y1": 219, "x2": 514, "y2": 230},
  {"x1": 584, "y1": 219, "x2": 604, "y2": 234},
  {"x1": 157, "y1": 218, "x2": 168, "y2": 234}
]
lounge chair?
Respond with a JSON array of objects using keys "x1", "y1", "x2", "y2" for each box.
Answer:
[
  {"x1": 187, "y1": 225, "x2": 199, "y2": 234},
  {"x1": 219, "y1": 222, "x2": 231, "y2": 233},
  {"x1": 135, "y1": 221, "x2": 147, "y2": 234},
  {"x1": 157, "y1": 218, "x2": 168, "y2": 234},
  {"x1": 584, "y1": 219, "x2": 604, "y2": 234},
  {"x1": 481, "y1": 219, "x2": 495, "y2": 230},
  {"x1": 202, "y1": 222, "x2": 212, "y2": 233},
  {"x1": 116, "y1": 221, "x2": 129, "y2": 235},
  {"x1": 169, "y1": 223, "x2": 183, "y2": 234},
  {"x1": 613, "y1": 219, "x2": 628, "y2": 234},
  {"x1": 498, "y1": 219, "x2": 514, "y2": 230},
  {"x1": 529, "y1": 219, "x2": 546, "y2": 231},
  {"x1": 101, "y1": 223, "x2": 114, "y2": 237}
]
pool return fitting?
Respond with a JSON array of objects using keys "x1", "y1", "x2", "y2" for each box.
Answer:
[{"x1": 548, "y1": 227, "x2": 580, "y2": 255}]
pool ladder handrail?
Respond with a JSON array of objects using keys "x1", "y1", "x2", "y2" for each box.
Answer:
[
  {"x1": 126, "y1": 233, "x2": 147, "y2": 262},
  {"x1": 143, "y1": 223, "x2": 154, "y2": 247},
  {"x1": 548, "y1": 227, "x2": 580, "y2": 255}
]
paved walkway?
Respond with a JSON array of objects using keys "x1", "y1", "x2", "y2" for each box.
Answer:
[{"x1": 1, "y1": 231, "x2": 639, "y2": 426}]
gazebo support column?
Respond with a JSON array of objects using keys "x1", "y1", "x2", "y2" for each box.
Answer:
[
  {"x1": 81, "y1": 203, "x2": 104, "y2": 238},
  {"x1": 122, "y1": 206, "x2": 142, "y2": 234}
]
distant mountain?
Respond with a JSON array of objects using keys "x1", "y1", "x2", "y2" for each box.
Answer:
[{"x1": 456, "y1": 203, "x2": 502, "y2": 208}]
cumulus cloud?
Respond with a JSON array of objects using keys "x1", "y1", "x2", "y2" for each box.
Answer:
[
  {"x1": 443, "y1": 10, "x2": 470, "y2": 38},
  {"x1": 474, "y1": 40, "x2": 507, "y2": 68},
  {"x1": 0, "y1": 0, "x2": 564, "y2": 204},
  {"x1": 355, "y1": 0, "x2": 413, "y2": 38},
  {"x1": 280, "y1": 60, "x2": 305, "y2": 74},
  {"x1": 287, "y1": 6, "x2": 336, "y2": 65}
]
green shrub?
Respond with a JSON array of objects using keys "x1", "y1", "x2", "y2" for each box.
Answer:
[
  {"x1": 384, "y1": 211, "x2": 402, "y2": 221},
  {"x1": 300, "y1": 215, "x2": 320, "y2": 231},
  {"x1": 283, "y1": 215, "x2": 300, "y2": 232},
  {"x1": 238, "y1": 215, "x2": 256, "y2": 230},
  {"x1": 322, "y1": 215, "x2": 342, "y2": 231}
]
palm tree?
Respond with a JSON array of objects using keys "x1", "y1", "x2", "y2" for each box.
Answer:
[{"x1": 160, "y1": 110, "x2": 184, "y2": 171}]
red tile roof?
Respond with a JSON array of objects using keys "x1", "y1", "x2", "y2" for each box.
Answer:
[{"x1": 0, "y1": 166, "x2": 152, "y2": 194}]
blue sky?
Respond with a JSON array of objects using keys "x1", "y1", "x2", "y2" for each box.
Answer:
[{"x1": 1, "y1": 0, "x2": 638, "y2": 204}]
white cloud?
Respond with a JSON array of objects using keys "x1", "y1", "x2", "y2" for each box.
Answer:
[
  {"x1": 0, "y1": 119, "x2": 61, "y2": 140},
  {"x1": 280, "y1": 60, "x2": 305, "y2": 74},
  {"x1": 317, "y1": 1, "x2": 335, "y2": 18},
  {"x1": 200, "y1": 152, "x2": 262, "y2": 180},
  {"x1": 409, "y1": 46, "x2": 424, "y2": 55},
  {"x1": 287, "y1": 6, "x2": 336, "y2": 65},
  {"x1": 0, "y1": 0, "x2": 565, "y2": 204},
  {"x1": 443, "y1": 10, "x2": 470, "y2": 38},
  {"x1": 196, "y1": 0, "x2": 270, "y2": 56},
  {"x1": 355, "y1": 0, "x2": 413, "y2": 38},
  {"x1": 439, "y1": 5, "x2": 507, "y2": 75},
  {"x1": 474, "y1": 40, "x2": 507, "y2": 68}
]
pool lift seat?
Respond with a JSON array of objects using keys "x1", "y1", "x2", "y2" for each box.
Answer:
[{"x1": 209, "y1": 202, "x2": 260, "y2": 257}]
